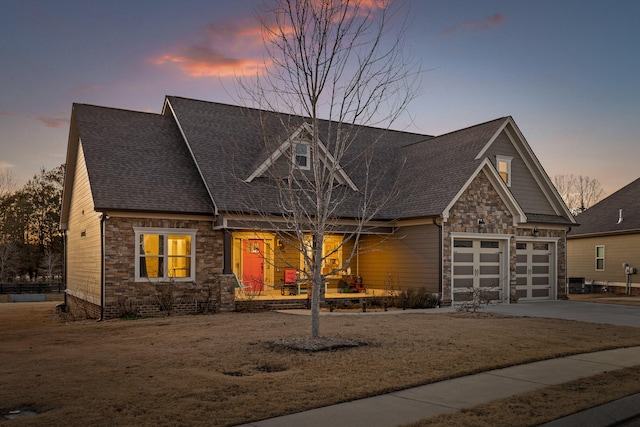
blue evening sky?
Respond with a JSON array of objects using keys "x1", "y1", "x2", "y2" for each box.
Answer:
[{"x1": 1, "y1": 0, "x2": 638, "y2": 195}]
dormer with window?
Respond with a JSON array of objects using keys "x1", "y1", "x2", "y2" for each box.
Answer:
[{"x1": 244, "y1": 123, "x2": 358, "y2": 191}]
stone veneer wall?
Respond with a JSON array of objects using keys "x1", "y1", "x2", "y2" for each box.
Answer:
[
  {"x1": 440, "y1": 172, "x2": 567, "y2": 305},
  {"x1": 441, "y1": 172, "x2": 516, "y2": 306},
  {"x1": 94, "y1": 217, "x2": 235, "y2": 319}
]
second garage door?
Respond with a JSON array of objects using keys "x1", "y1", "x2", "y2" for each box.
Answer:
[{"x1": 515, "y1": 241, "x2": 553, "y2": 300}]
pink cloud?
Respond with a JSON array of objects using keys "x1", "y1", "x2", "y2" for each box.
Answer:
[
  {"x1": 37, "y1": 116, "x2": 69, "y2": 128},
  {"x1": 1, "y1": 110, "x2": 68, "y2": 128},
  {"x1": 154, "y1": 1, "x2": 391, "y2": 78},
  {"x1": 154, "y1": 19, "x2": 265, "y2": 77},
  {"x1": 73, "y1": 84, "x2": 101, "y2": 96},
  {"x1": 441, "y1": 13, "x2": 507, "y2": 36}
]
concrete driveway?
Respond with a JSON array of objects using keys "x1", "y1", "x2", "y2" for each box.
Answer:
[{"x1": 485, "y1": 300, "x2": 640, "y2": 328}]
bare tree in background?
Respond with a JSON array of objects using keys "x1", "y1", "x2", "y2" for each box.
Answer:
[
  {"x1": 0, "y1": 242, "x2": 19, "y2": 282},
  {"x1": 554, "y1": 174, "x2": 605, "y2": 215},
  {"x1": 238, "y1": 0, "x2": 420, "y2": 338},
  {"x1": 0, "y1": 168, "x2": 16, "y2": 197}
]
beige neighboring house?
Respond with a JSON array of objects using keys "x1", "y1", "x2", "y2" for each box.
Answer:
[
  {"x1": 567, "y1": 178, "x2": 640, "y2": 295},
  {"x1": 60, "y1": 96, "x2": 575, "y2": 319}
]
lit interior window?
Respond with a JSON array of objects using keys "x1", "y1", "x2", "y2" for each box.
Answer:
[
  {"x1": 496, "y1": 156, "x2": 512, "y2": 186},
  {"x1": 136, "y1": 229, "x2": 195, "y2": 280}
]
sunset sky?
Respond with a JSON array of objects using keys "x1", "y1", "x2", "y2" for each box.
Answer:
[{"x1": 1, "y1": 0, "x2": 638, "y2": 196}]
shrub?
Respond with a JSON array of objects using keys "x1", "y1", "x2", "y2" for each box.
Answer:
[{"x1": 394, "y1": 288, "x2": 439, "y2": 309}]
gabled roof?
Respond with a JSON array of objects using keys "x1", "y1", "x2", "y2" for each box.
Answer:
[
  {"x1": 389, "y1": 117, "x2": 507, "y2": 218},
  {"x1": 244, "y1": 122, "x2": 358, "y2": 191},
  {"x1": 60, "y1": 103, "x2": 214, "y2": 225},
  {"x1": 62, "y1": 96, "x2": 574, "y2": 226},
  {"x1": 568, "y1": 177, "x2": 640, "y2": 237},
  {"x1": 443, "y1": 158, "x2": 527, "y2": 224},
  {"x1": 162, "y1": 96, "x2": 427, "y2": 218}
]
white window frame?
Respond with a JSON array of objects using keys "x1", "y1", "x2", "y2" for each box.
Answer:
[
  {"x1": 595, "y1": 245, "x2": 605, "y2": 271},
  {"x1": 293, "y1": 142, "x2": 311, "y2": 170},
  {"x1": 134, "y1": 227, "x2": 197, "y2": 282},
  {"x1": 496, "y1": 155, "x2": 512, "y2": 187}
]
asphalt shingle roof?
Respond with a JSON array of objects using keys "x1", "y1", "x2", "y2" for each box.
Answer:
[
  {"x1": 165, "y1": 96, "x2": 429, "y2": 219},
  {"x1": 74, "y1": 103, "x2": 213, "y2": 215},
  {"x1": 393, "y1": 117, "x2": 507, "y2": 218},
  {"x1": 569, "y1": 178, "x2": 640, "y2": 236},
  {"x1": 69, "y1": 96, "x2": 572, "y2": 225}
]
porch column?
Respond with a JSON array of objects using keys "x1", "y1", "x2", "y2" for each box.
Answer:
[{"x1": 223, "y1": 229, "x2": 232, "y2": 274}]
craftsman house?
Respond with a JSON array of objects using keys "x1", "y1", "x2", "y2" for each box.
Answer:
[
  {"x1": 567, "y1": 178, "x2": 640, "y2": 295},
  {"x1": 60, "y1": 96, "x2": 575, "y2": 319}
]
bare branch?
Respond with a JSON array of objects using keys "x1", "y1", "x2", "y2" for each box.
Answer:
[
  {"x1": 233, "y1": 0, "x2": 420, "y2": 338},
  {"x1": 553, "y1": 174, "x2": 605, "y2": 215}
]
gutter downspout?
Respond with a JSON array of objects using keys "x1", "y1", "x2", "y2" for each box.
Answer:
[
  {"x1": 62, "y1": 229, "x2": 67, "y2": 308},
  {"x1": 433, "y1": 218, "x2": 443, "y2": 306},
  {"x1": 98, "y1": 212, "x2": 107, "y2": 321}
]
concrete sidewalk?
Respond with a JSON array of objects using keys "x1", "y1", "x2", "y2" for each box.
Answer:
[{"x1": 237, "y1": 346, "x2": 640, "y2": 427}]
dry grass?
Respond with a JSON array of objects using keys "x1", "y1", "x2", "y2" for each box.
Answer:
[
  {"x1": 406, "y1": 366, "x2": 640, "y2": 427},
  {"x1": 1, "y1": 302, "x2": 640, "y2": 427},
  {"x1": 569, "y1": 293, "x2": 640, "y2": 306}
]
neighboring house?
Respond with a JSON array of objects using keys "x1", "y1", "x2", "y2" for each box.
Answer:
[
  {"x1": 60, "y1": 96, "x2": 575, "y2": 319},
  {"x1": 567, "y1": 178, "x2": 640, "y2": 295}
]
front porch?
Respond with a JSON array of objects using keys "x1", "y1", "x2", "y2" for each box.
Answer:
[{"x1": 234, "y1": 285, "x2": 393, "y2": 311}]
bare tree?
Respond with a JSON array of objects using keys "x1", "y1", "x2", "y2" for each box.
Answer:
[
  {"x1": 0, "y1": 242, "x2": 19, "y2": 282},
  {"x1": 0, "y1": 168, "x2": 16, "y2": 197},
  {"x1": 553, "y1": 174, "x2": 605, "y2": 215},
  {"x1": 38, "y1": 247, "x2": 62, "y2": 284},
  {"x1": 238, "y1": 0, "x2": 420, "y2": 338}
]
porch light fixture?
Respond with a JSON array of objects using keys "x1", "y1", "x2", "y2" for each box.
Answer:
[
  {"x1": 477, "y1": 218, "x2": 485, "y2": 229},
  {"x1": 533, "y1": 228, "x2": 540, "y2": 237}
]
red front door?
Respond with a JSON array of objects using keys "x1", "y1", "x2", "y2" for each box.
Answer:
[{"x1": 243, "y1": 240, "x2": 264, "y2": 292}]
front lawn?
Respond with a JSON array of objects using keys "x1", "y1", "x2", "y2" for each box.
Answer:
[{"x1": 1, "y1": 302, "x2": 640, "y2": 426}]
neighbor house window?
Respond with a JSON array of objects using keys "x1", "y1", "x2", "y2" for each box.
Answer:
[
  {"x1": 294, "y1": 142, "x2": 310, "y2": 170},
  {"x1": 595, "y1": 245, "x2": 605, "y2": 271},
  {"x1": 134, "y1": 227, "x2": 197, "y2": 281},
  {"x1": 496, "y1": 155, "x2": 512, "y2": 186}
]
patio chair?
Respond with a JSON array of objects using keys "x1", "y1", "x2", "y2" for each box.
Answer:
[{"x1": 233, "y1": 273, "x2": 253, "y2": 296}]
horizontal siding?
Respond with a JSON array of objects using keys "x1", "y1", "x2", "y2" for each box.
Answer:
[
  {"x1": 567, "y1": 234, "x2": 640, "y2": 283},
  {"x1": 357, "y1": 224, "x2": 440, "y2": 293},
  {"x1": 485, "y1": 132, "x2": 555, "y2": 215},
  {"x1": 66, "y1": 142, "x2": 102, "y2": 303}
]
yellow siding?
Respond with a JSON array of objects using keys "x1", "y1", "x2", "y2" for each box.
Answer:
[
  {"x1": 567, "y1": 234, "x2": 640, "y2": 284},
  {"x1": 357, "y1": 224, "x2": 440, "y2": 293},
  {"x1": 65, "y1": 141, "x2": 102, "y2": 303}
]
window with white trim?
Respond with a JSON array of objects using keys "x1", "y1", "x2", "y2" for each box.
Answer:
[
  {"x1": 595, "y1": 245, "x2": 605, "y2": 271},
  {"x1": 134, "y1": 227, "x2": 197, "y2": 281},
  {"x1": 496, "y1": 155, "x2": 512, "y2": 187},
  {"x1": 294, "y1": 142, "x2": 310, "y2": 170}
]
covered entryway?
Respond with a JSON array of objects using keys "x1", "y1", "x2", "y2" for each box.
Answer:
[
  {"x1": 515, "y1": 241, "x2": 554, "y2": 300},
  {"x1": 243, "y1": 239, "x2": 265, "y2": 292},
  {"x1": 452, "y1": 238, "x2": 507, "y2": 303}
]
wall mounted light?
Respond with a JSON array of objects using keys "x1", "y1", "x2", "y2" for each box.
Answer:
[
  {"x1": 533, "y1": 228, "x2": 539, "y2": 237},
  {"x1": 478, "y1": 218, "x2": 485, "y2": 229}
]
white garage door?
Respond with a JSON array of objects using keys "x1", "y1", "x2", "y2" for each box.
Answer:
[
  {"x1": 452, "y1": 239, "x2": 504, "y2": 303},
  {"x1": 515, "y1": 241, "x2": 553, "y2": 300}
]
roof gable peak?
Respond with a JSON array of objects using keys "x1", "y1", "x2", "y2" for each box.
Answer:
[{"x1": 244, "y1": 122, "x2": 358, "y2": 191}]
